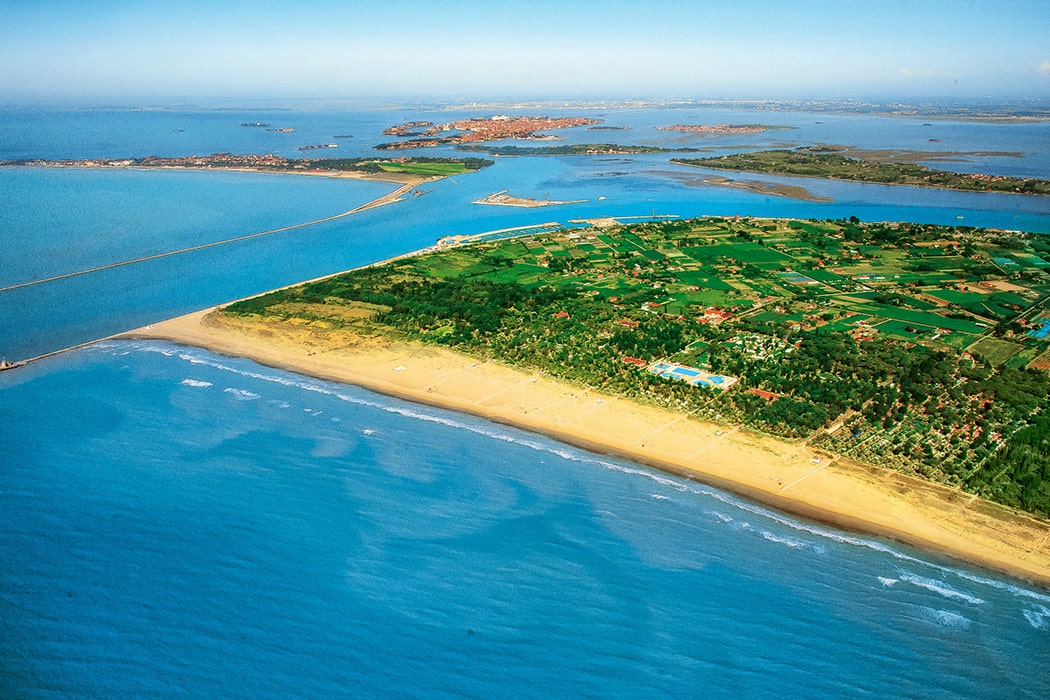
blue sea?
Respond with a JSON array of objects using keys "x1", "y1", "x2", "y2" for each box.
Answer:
[{"x1": 2, "y1": 104, "x2": 1050, "y2": 697}]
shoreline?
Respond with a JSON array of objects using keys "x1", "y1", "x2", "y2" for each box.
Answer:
[
  {"x1": 123, "y1": 308, "x2": 1050, "y2": 591},
  {"x1": 1, "y1": 162, "x2": 427, "y2": 185}
]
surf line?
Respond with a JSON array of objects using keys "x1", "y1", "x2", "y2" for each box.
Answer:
[{"x1": 0, "y1": 181, "x2": 420, "y2": 294}]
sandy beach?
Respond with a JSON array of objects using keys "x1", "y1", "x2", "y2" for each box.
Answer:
[{"x1": 124, "y1": 308, "x2": 1050, "y2": 589}]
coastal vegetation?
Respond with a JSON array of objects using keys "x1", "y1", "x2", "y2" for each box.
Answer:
[
  {"x1": 303, "y1": 157, "x2": 492, "y2": 177},
  {"x1": 226, "y1": 217, "x2": 1050, "y2": 518},
  {"x1": 673, "y1": 149, "x2": 1050, "y2": 195},
  {"x1": 1, "y1": 153, "x2": 493, "y2": 177}
]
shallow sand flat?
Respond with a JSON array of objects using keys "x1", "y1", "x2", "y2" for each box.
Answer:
[{"x1": 125, "y1": 309, "x2": 1050, "y2": 589}]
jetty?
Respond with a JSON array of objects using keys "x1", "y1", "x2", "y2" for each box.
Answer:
[{"x1": 0, "y1": 181, "x2": 421, "y2": 297}]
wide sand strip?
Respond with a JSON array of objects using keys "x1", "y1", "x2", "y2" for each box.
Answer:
[{"x1": 126, "y1": 309, "x2": 1050, "y2": 589}]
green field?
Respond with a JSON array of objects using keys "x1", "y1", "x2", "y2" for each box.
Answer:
[
  {"x1": 926, "y1": 289, "x2": 987, "y2": 305},
  {"x1": 969, "y1": 337, "x2": 1025, "y2": 366},
  {"x1": 857, "y1": 305, "x2": 987, "y2": 334},
  {"x1": 379, "y1": 161, "x2": 478, "y2": 176}
]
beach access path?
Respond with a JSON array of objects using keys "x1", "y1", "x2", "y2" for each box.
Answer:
[{"x1": 125, "y1": 309, "x2": 1050, "y2": 590}]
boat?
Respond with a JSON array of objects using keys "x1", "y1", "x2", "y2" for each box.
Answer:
[
  {"x1": 413, "y1": 188, "x2": 435, "y2": 197},
  {"x1": 0, "y1": 358, "x2": 26, "y2": 372}
]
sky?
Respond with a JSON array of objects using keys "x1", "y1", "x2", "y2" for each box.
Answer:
[{"x1": 1, "y1": 0, "x2": 1049, "y2": 104}]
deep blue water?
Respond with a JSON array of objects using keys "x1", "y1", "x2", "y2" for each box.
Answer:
[{"x1": 2, "y1": 106, "x2": 1050, "y2": 697}]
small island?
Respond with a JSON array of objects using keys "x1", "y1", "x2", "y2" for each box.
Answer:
[
  {"x1": 472, "y1": 190, "x2": 587, "y2": 207},
  {"x1": 455, "y1": 143, "x2": 702, "y2": 156},
  {"x1": 375, "y1": 115, "x2": 601, "y2": 150},
  {"x1": 697, "y1": 174, "x2": 833, "y2": 202},
  {"x1": 656, "y1": 124, "x2": 794, "y2": 134},
  {"x1": 673, "y1": 148, "x2": 1050, "y2": 195}
]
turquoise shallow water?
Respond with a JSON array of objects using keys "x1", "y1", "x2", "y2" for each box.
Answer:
[
  {"x1": 2, "y1": 341, "x2": 1049, "y2": 698},
  {"x1": 2, "y1": 106, "x2": 1050, "y2": 697}
]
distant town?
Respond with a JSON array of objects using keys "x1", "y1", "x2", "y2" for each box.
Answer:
[{"x1": 376, "y1": 115, "x2": 600, "y2": 150}]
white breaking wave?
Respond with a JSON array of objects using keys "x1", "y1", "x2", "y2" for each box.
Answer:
[
  {"x1": 898, "y1": 572, "x2": 985, "y2": 605},
  {"x1": 223, "y1": 387, "x2": 260, "y2": 401},
  {"x1": 1022, "y1": 604, "x2": 1050, "y2": 630},
  {"x1": 180, "y1": 379, "x2": 212, "y2": 388},
  {"x1": 878, "y1": 577, "x2": 899, "y2": 587},
  {"x1": 761, "y1": 530, "x2": 810, "y2": 549},
  {"x1": 922, "y1": 607, "x2": 972, "y2": 630}
]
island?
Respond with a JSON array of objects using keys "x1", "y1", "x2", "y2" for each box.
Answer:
[
  {"x1": 375, "y1": 115, "x2": 601, "y2": 150},
  {"x1": 455, "y1": 143, "x2": 702, "y2": 156},
  {"x1": 2, "y1": 153, "x2": 494, "y2": 182},
  {"x1": 673, "y1": 148, "x2": 1050, "y2": 195},
  {"x1": 472, "y1": 190, "x2": 587, "y2": 207},
  {"x1": 693, "y1": 174, "x2": 833, "y2": 202},
  {"x1": 656, "y1": 124, "x2": 794, "y2": 134},
  {"x1": 129, "y1": 216, "x2": 1050, "y2": 587}
]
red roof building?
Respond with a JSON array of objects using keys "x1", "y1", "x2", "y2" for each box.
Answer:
[{"x1": 748, "y1": 388, "x2": 779, "y2": 402}]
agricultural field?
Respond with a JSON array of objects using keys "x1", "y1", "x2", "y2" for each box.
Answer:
[
  {"x1": 376, "y1": 160, "x2": 485, "y2": 176},
  {"x1": 227, "y1": 216, "x2": 1050, "y2": 516}
]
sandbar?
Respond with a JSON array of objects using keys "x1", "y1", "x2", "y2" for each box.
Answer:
[
  {"x1": 125, "y1": 307, "x2": 1050, "y2": 589},
  {"x1": 658, "y1": 168, "x2": 832, "y2": 202},
  {"x1": 472, "y1": 190, "x2": 587, "y2": 208}
]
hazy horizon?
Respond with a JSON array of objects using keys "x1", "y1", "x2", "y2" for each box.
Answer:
[{"x1": 2, "y1": 0, "x2": 1048, "y2": 106}]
